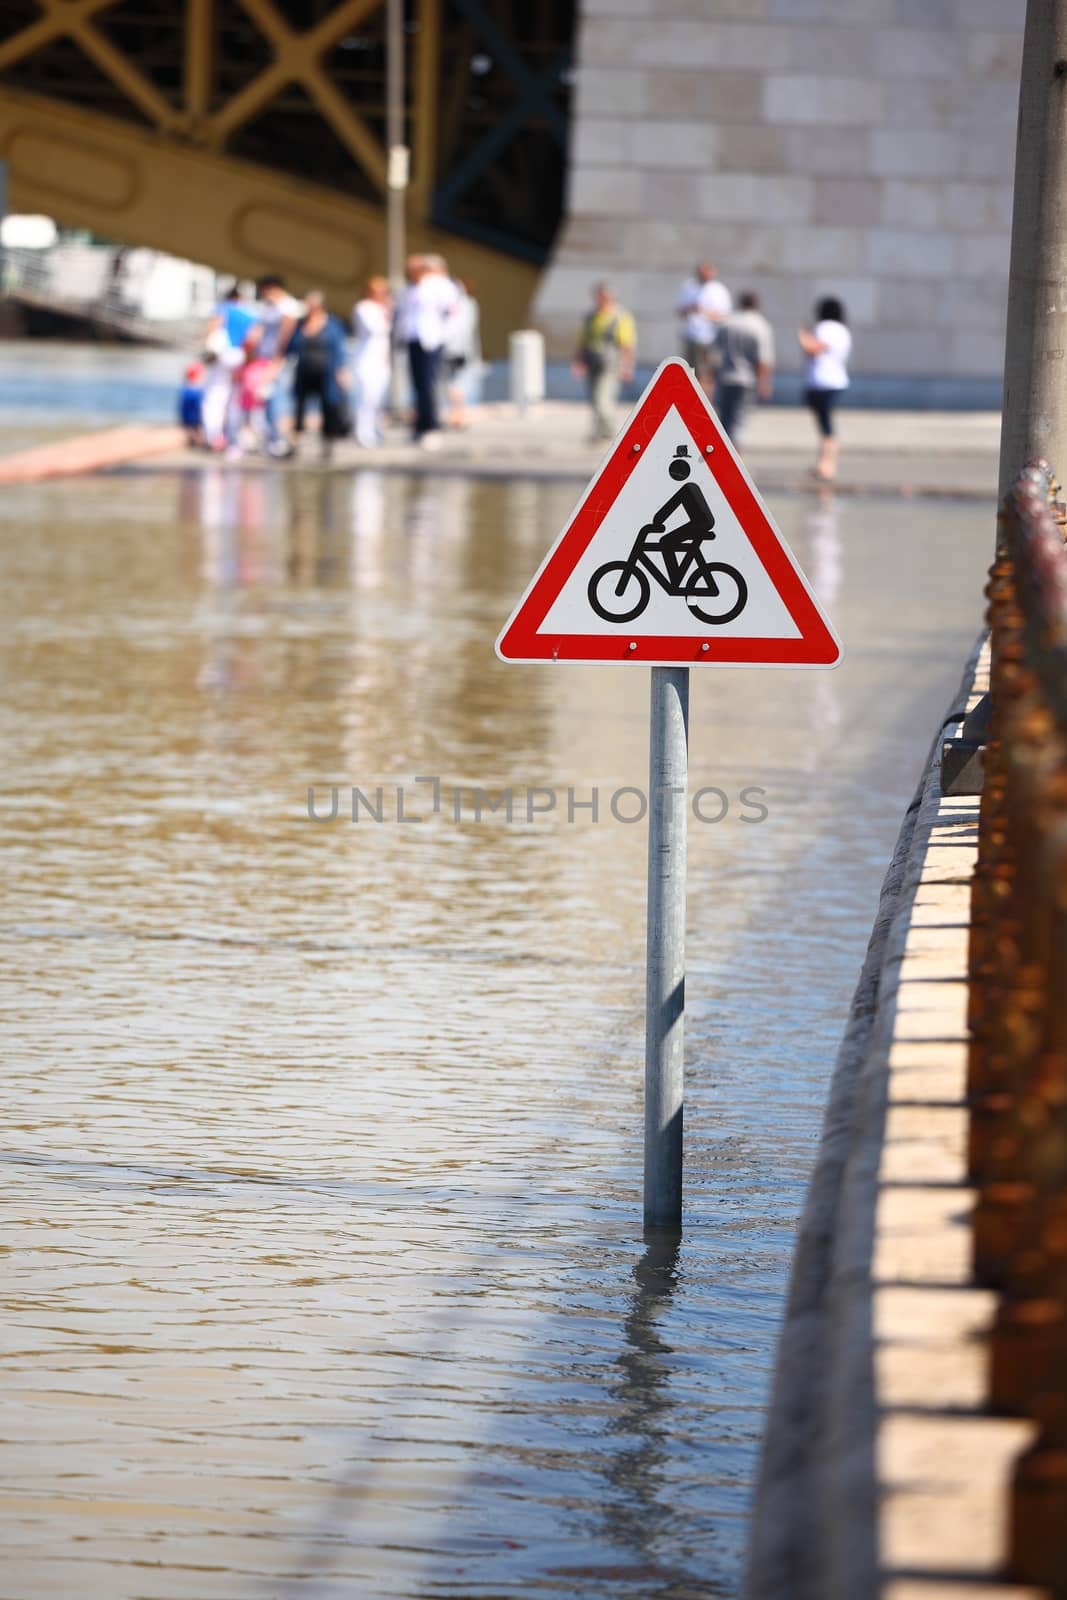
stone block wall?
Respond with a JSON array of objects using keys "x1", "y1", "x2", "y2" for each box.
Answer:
[{"x1": 533, "y1": 0, "x2": 1025, "y2": 405}]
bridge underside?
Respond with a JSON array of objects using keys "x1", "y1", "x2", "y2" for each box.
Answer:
[{"x1": 0, "y1": 0, "x2": 576, "y2": 353}]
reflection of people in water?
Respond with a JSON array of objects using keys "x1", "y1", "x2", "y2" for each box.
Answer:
[{"x1": 643, "y1": 445, "x2": 716, "y2": 588}]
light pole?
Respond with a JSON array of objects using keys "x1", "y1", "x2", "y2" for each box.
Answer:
[
  {"x1": 385, "y1": 0, "x2": 408, "y2": 298},
  {"x1": 998, "y1": 0, "x2": 1067, "y2": 500},
  {"x1": 945, "y1": 0, "x2": 1067, "y2": 792},
  {"x1": 385, "y1": 0, "x2": 408, "y2": 414}
]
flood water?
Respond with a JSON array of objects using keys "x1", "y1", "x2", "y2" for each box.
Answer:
[{"x1": 1, "y1": 448, "x2": 988, "y2": 1598}]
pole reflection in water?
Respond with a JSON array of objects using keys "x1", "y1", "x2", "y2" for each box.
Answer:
[
  {"x1": 594, "y1": 1228, "x2": 698, "y2": 1598},
  {"x1": 0, "y1": 460, "x2": 989, "y2": 1600}
]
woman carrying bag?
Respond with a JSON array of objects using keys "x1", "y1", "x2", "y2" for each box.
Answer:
[{"x1": 289, "y1": 290, "x2": 351, "y2": 461}]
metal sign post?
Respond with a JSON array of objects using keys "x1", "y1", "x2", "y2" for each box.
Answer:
[
  {"x1": 644, "y1": 665, "x2": 689, "y2": 1231},
  {"x1": 496, "y1": 360, "x2": 842, "y2": 1233},
  {"x1": 385, "y1": 0, "x2": 406, "y2": 295}
]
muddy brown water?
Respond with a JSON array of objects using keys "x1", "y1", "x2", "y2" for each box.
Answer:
[{"x1": 0, "y1": 462, "x2": 987, "y2": 1599}]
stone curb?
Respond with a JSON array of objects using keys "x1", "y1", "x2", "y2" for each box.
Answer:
[{"x1": 744, "y1": 635, "x2": 1042, "y2": 1600}]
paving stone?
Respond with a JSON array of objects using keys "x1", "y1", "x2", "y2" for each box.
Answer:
[
  {"x1": 874, "y1": 1185, "x2": 973, "y2": 1285},
  {"x1": 875, "y1": 1340, "x2": 988, "y2": 1409},
  {"x1": 879, "y1": 1415, "x2": 1035, "y2": 1571},
  {"x1": 874, "y1": 1285, "x2": 996, "y2": 1345}
]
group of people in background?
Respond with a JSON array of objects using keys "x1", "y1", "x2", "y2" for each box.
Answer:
[
  {"x1": 179, "y1": 256, "x2": 482, "y2": 461},
  {"x1": 178, "y1": 255, "x2": 853, "y2": 481},
  {"x1": 574, "y1": 262, "x2": 852, "y2": 482}
]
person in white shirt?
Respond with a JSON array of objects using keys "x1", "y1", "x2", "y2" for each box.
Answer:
[
  {"x1": 199, "y1": 327, "x2": 245, "y2": 452},
  {"x1": 351, "y1": 275, "x2": 393, "y2": 447},
  {"x1": 676, "y1": 261, "x2": 732, "y2": 395},
  {"x1": 397, "y1": 254, "x2": 459, "y2": 444},
  {"x1": 797, "y1": 296, "x2": 852, "y2": 482}
]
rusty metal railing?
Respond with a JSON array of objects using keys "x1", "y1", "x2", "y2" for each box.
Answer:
[{"x1": 968, "y1": 461, "x2": 1067, "y2": 1590}]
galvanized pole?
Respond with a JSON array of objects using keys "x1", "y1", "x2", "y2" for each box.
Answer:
[
  {"x1": 998, "y1": 0, "x2": 1067, "y2": 500},
  {"x1": 384, "y1": 0, "x2": 409, "y2": 416},
  {"x1": 644, "y1": 665, "x2": 689, "y2": 1231},
  {"x1": 385, "y1": 0, "x2": 407, "y2": 297}
]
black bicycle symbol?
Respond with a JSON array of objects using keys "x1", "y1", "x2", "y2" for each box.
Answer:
[{"x1": 588, "y1": 444, "x2": 747, "y2": 626}]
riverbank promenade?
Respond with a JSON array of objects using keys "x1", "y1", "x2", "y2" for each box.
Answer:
[
  {"x1": 0, "y1": 398, "x2": 1003, "y2": 500},
  {"x1": 143, "y1": 401, "x2": 1001, "y2": 500}
]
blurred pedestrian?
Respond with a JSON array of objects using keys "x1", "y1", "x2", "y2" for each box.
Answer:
[
  {"x1": 352, "y1": 275, "x2": 393, "y2": 447},
  {"x1": 797, "y1": 297, "x2": 851, "y2": 483},
  {"x1": 178, "y1": 361, "x2": 205, "y2": 446},
  {"x1": 200, "y1": 327, "x2": 245, "y2": 453},
  {"x1": 676, "y1": 262, "x2": 731, "y2": 396},
  {"x1": 443, "y1": 277, "x2": 481, "y2": 429},
  {"x1": 714, "y1": 291, "x2": 775, "y2": 448},
  {"x1": 572, "y1": 282, "x2": 637, "y2": 443},
  {"x1": 213, "y1": 280, "x2": 257, "y2": 352},
  {"x1": 288, "y1": 291, "x2": 350, "y2": 462},
  {"x1": 236, "y1": 345, "x2": 276, "y2": 455},
  {"x1": 200, "y1": 281, "x2": 254, "y2": 451},
  {"x1": 248, "y1": 273, "x2": 301, "y2": 457},
  {"x1": 397, "y1": 254, "x2": 459, "y2": 447}
]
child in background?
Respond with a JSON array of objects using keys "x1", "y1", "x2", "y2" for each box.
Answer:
[
  {"x1": 179, "y1": 362, "x2": 205, "y2": 446},
  {"x1": 200, "y1": 331, "x2": 246, "y2": 454},
  {"x1": 238, "y1": 349, "x2": 277, "y2": 454}
]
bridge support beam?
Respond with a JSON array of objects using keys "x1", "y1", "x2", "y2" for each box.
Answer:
[{"x1": 0, "y1": 87, "x2": 537, "y2": 353}]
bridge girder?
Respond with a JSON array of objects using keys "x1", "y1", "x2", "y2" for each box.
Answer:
[
  {"x1": 0, "y1": 85, "x2": 537, "y2": 350},
  {"x1": 0, "y1": 0, "x2": 575, "y2": 351}
]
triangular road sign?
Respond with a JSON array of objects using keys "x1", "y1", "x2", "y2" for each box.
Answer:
[{"x1": 496, "y1": 358, "x2": 842, "y2": 667}]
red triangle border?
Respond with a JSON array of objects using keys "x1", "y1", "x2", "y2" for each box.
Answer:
[{"x1": 496, "y1": 359, "x2": 842, "y2": 668}]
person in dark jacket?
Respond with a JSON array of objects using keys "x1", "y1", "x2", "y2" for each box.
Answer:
[{"x1": 288, "y1": 291, "x2": 350, "y2": 461}]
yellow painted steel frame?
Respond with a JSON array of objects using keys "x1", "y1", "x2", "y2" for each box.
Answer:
[{"x1": 0, "y1": 0, "x2": 538, "y2": 353}]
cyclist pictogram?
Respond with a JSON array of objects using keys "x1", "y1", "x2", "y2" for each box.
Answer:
[{"x1": 587, "y1": 446, "x2": 748, "y2": 626}]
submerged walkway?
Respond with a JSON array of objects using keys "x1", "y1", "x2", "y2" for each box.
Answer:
[{"x1": 0, "y1": 467, "x2": 992, "y2": 1598}]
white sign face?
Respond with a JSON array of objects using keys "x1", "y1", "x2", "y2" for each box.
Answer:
[
  {"x1": 496, "y1": 359, "x2": 841, "y2": 668},
  {"x1": 538, "y1": 406, "x2": 802, "y2": 641}
]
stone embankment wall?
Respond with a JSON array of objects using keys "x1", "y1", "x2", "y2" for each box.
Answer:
[
  {"x1": 745, "y1": 640, "x2": 1044, "y2": 1600},
  {"x1": 536, "y1": 0, "x2": 1024, "y2": 406}
]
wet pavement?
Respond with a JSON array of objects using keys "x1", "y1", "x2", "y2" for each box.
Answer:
[{"x1": 0, "y1": 462, "x2": 989, "y2": 1599}]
